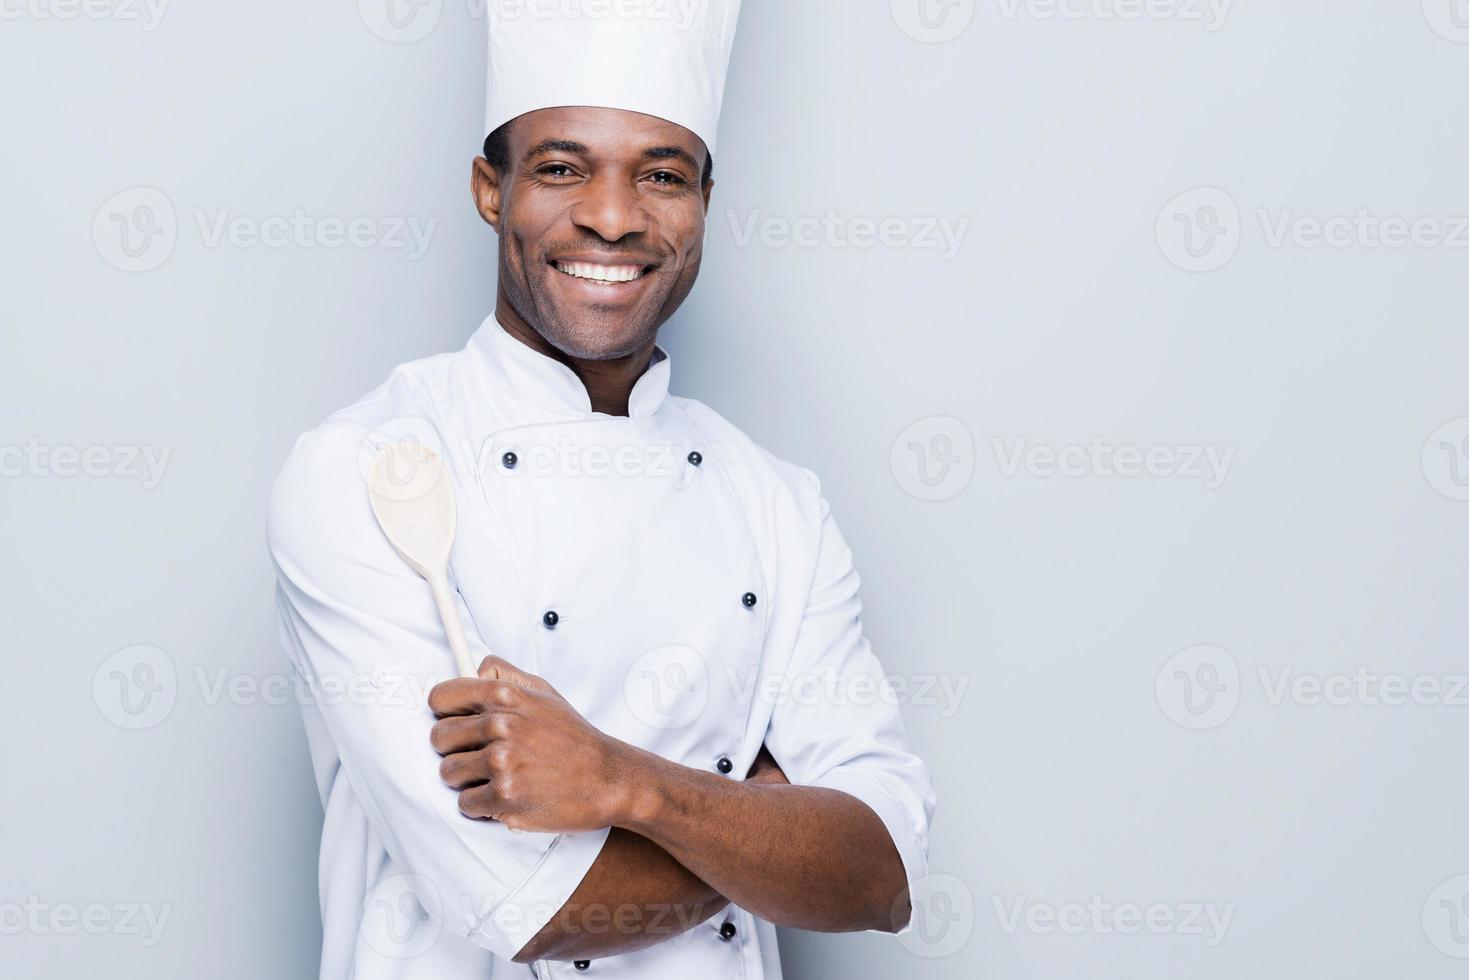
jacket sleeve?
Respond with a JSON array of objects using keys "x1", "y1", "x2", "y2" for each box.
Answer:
[
  {"x1": 761, "y1": 492, "x2": 936, "y2": 927},
  {"x1": 267, "y1": 420, "x2": 608, "y2": 961}
]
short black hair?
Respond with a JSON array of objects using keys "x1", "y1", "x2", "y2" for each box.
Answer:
[{"x1": 482, "y1": 120, "x2": 714, "y2": 186}]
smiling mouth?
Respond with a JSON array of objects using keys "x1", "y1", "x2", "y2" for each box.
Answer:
[{"x1": 551, "y1": 260, "x2": 653, "y2": 284}]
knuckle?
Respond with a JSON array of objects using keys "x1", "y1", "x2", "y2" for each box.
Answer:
[
  {"x1": 473, "y1": 681, "x2": 503, "y2": 712},
  {"x1": 486, "y1": 744, "x2": 512, "y2": 771},
  {"x1": 487, "y1": 714, "x2": 512, "y2": 740}
]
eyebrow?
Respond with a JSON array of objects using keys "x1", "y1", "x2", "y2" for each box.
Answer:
[
  {"x1": 521, "y1": 139, "x2": 700, "y2": 172},
  {"x1": 641, "y1": 146, "x2": 701, "y2": 172},
  {"x1": 523, "y1": 139, "x2": 589, "y2": 158}
]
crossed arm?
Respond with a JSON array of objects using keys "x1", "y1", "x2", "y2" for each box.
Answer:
[{"x1": 428, "y1": 657, "x2": 912, "y2": 963}]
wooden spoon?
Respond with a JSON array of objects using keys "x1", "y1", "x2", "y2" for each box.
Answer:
[{"x1": 367, "y1": 440, "x2": 476, "y2": 678}]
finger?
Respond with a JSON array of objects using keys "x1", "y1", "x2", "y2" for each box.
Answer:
[
  {"x1": 457, "y1": 781, "x2": 506, "y2": 821},
  {"x1": 477, "y1": 655, "x2": 554, "y2": 695},
  {"x1": 430, "y1": 713, "x2": 511, "y2": 755},
  {"x1": 428, "y1": 677, "x2": 485, "y2": 718},
  {"x1": 438, "y1": 750, "x2": 490, "y2": 790},
  {"x1": 429, "y1": 677, "x2": 521, "y2": 718}
]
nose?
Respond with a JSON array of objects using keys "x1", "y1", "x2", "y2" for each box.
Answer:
[{"x1": 568, "y1": 173, "x2": 650, "y2": 243}]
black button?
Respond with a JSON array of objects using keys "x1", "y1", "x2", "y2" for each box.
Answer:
[
  {"x1": 687, "y1": 450, "x2": 703, "y2": 466},
  {"x1": 573, "y1": 961, "x2": 590, "y2": 971},
  {"x1": 542, "y1": 610, "x2": 559, "y2": 629},
  {"x1": 741, "y1": 592, "x2": 757, "y2": 608},
  {"x1": 719, "y1": 921, "x2": 737, "y2": 941},
  {"x1": 501, "y1": 451, "x2": 518, "y2": 469},
  {"x1": 716, "y1": 757, "x2": 733, "y2": 774}
]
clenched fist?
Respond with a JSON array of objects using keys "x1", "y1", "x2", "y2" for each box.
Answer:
[{"x1": 428, "y1": 656, "x2": 640, "y2": 833}]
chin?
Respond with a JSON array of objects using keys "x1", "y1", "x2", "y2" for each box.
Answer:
[{"x1": 542, "y1": 315, "x2": 657, "y2": 362}]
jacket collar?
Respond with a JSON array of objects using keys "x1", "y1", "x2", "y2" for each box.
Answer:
[{"x1": 464, "y1": 315, "x2": 672, "y2": 423}]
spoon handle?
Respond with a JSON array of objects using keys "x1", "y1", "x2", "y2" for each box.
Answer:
[{"x1": 427, "y1": 571, "x2": 477, "y2": 678}]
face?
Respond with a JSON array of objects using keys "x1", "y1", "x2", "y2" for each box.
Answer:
[{"x1": 473, "y1": 106, "x2": 713, "y2": 361}]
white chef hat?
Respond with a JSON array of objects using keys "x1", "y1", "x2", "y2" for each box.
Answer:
[{"x1": 485, "y1": 0, "x2": 742, "y2": 159}]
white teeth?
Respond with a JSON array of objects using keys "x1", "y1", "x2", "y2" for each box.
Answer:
[{"x1": 555, "y1": 261, "x2": 645, "y2": 283}]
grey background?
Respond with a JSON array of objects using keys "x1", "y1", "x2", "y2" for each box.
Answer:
[{"x1": 3, "y1": 1, "x2": 1468, "y2": 978}]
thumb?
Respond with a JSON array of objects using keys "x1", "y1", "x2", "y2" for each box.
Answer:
[{"x1": 477, "y1": 655, "x2": 554, "y2": 694}]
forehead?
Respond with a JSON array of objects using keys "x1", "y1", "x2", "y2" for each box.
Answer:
[{"x1": 508, "y1": 106, "x2": 708, "y2": 163}]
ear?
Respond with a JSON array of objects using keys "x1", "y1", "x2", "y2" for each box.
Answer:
[
  {"x1": 701, "y1": 177, "x2": 714, "y2": 214},
  {"x1": 471, "y1": 157, "x2": 504, "y2": 230}
]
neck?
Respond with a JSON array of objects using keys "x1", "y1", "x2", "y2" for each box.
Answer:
[{"x1": 494, "y1": 293, "x2": 656, "y2": 417}]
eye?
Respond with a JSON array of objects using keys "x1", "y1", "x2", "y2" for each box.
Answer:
[
  {"x1": 648, "y1": 170, "x2": 687, "y2": 185},
  {"x1": 535, "y1": 163, "x2": 577, "y2": 179}
]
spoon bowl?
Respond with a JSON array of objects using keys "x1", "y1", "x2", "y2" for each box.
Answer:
[{"x1": 367, "y1": 441, "x2": 476, "y2": 677}]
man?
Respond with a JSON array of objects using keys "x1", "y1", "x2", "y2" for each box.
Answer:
[{"x1": 267, "y1": 3, "x2": 935, "y2": 977}]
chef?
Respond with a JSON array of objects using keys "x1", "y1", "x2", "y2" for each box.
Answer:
[{"x1": 267, "y1": 2, "x2": 935, "y2": 977}]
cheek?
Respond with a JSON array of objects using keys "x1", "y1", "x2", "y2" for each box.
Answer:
[
  {"x1": 502, "y1": 198, "x2": 560, "y2": 270},
  {"x1": 656, "y1": 202, "x2": 706, "y2": 262}
]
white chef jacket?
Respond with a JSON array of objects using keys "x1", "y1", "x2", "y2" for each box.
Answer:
[{"x1": 267, "y1": 315, "x2": 935, "y2": 980}]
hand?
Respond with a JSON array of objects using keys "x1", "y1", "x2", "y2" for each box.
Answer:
[{"x1": 429, "y1": 656, "x2": 638, "y2": 833}]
